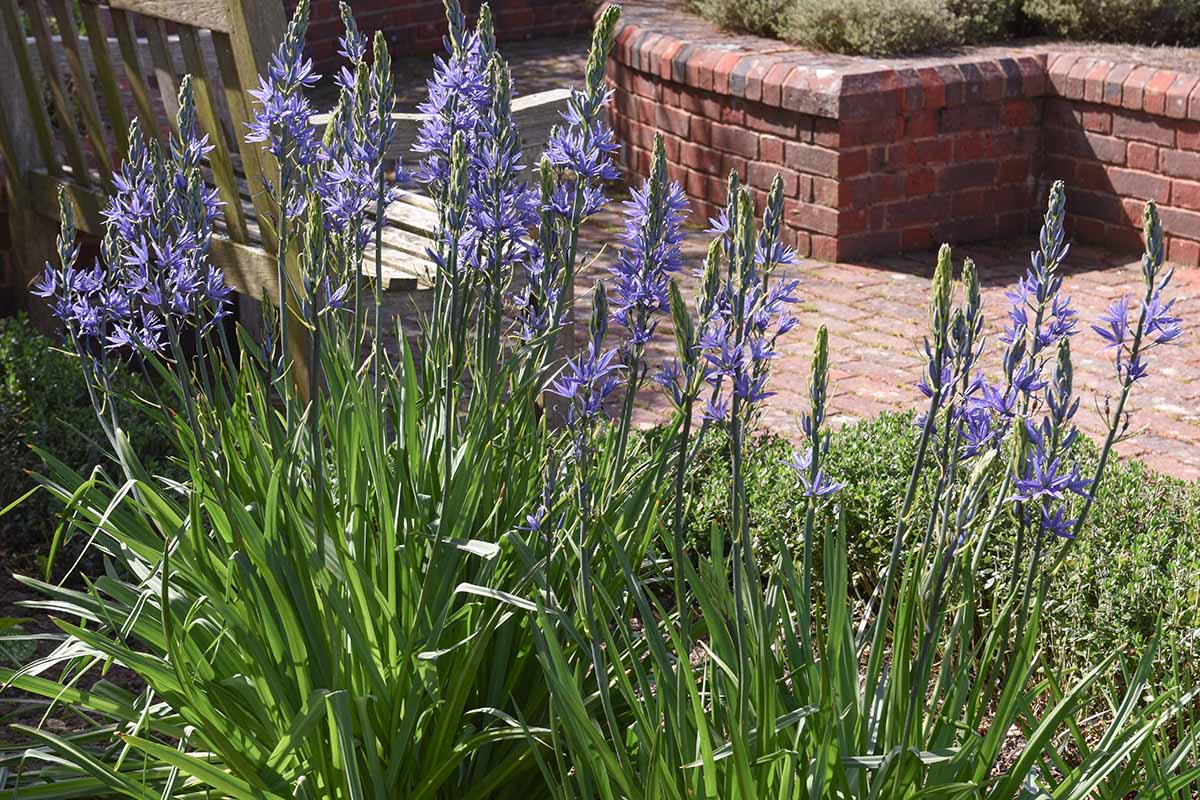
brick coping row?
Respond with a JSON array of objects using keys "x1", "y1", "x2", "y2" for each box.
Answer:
[{"x1": 603, "y1": 0, "x2": 1200, "y2": 124}]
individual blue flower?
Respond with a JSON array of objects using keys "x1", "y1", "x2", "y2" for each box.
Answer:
[{"x1": 786, "y1": 447, "x2": 844, "y2": 498}]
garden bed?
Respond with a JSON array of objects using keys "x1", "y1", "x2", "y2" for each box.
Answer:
[{"x1": 603, "y1": 0, "x2": 1200, "y2": 265}]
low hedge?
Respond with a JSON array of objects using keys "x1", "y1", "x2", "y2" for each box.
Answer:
[
  {"x1": 671, "y1": 411, "x2": 1200, "y2": 688},
  {"x1": 0, "y1": 315, "x2": 174, "y2": 560},
  {"x1": 688, "y1": 0, "x2": 1200, "y2": 55}
]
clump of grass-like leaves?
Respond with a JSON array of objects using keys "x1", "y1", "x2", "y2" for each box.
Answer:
[{"x1": 0, "y1": 1, "x2": 1197, "y2": 797}]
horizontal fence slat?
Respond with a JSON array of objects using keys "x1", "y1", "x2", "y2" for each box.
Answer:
[{"x1": 109, "y1": 0, "x2": 231, "y2": 34}]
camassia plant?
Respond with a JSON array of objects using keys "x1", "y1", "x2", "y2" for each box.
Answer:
[{"x1": 0, "y1": 1, "x2": 1196, "y2": 799}]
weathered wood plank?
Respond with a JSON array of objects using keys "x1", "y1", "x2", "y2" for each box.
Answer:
[
  {"x1": 310, "y1": 88, "x2": 571, "y2": 164},
  {"x1": 0, "y1": 0, "x2": 58, "y2": 176},
  {"x1": 21, "y1": 1, "x2": 93, "y2": 183},
  {"x1": 109, "y1": 0, "x2": 231, "y2": 34},
  {"x1": 77, "y1": 2, "x2": 130, "y2": 155},
  {"x1": 144, "y1": 16, "x2": 180, "y2": 138},
  {"x1": 110, "y1": 7, "x2": 163, "y2": 142},
  {"x1": 178, "y1": 25, "x2": 249, "y2": 243},
  {"x1": 46, "y1": 0, "x2": 115, "y2": 180}
]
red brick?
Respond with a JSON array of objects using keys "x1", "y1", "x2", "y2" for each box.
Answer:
[
  {"x1": 1173, "y1": 179, "x2": 1200, "y2": 211},
  {"x1": 838, "y1": 147, "x2": 869, "y2": 178},
  {"x1": 1044, "y1": 99, "x2": 1082, "y2": 127},
  {"x1": 939, "y1": 161, "x2": 998, "y2": 192},
  {"x1": 710, "y1": 122, "x2": 758, "y2": 158},
  {"x1": 691, "y1": 48, "x2": 725, "y2": 93},
  {"x1": 1191, "y1": 81, "x2": 1200, "y2": 121},
  {"x1": 742, "y1": 55, "x2": 786, "y2": 104},
  {"x1": 1168, "y1": 236, "x2": 1200, "y2": 265},
  {"x1": 1082, "y1": 109, "x2": 1112, "y2": 134},
  {"x1": 917, "y1": 66, "x2": 946, "y2": 110},
  {"x1": 939, "y1": 103, "x2": 1000, "y2": 132},
  {"x1": 1064, "y1": 57, "x2": 1095, "y2": 99},
  {"x1": 1001, "y1": 100, "x2": 1037, "y2": 127},
  {"x1": 761, "y1": 62, "x2": 795, "y2": 109},
  {"x1": 906, "y1": 168, "x2": 936, "y2": 196},
  {"x1": 954, "y1": 132, "x2": 991, "y2": 161},
  {"x1": 840, "y1": 117, "x2": 901, "y2": 147},
  {"x1": 1166, "y1": 73, "x2": 1200, "y2": 119},
  {"x1": 679, "y1": 141, "x2": 722, "y2": 174},
  {"x1": 1162, "y1": 150, "x2": 1200, "y2": 180},
  {"x1": 1102, "y1": 63, "x2": 1134, "y2": 106},
  {"x1": 810, "y1": 176, "x2": 839, "y2": 206},
  {"x1": 997, "y1": 156, "x2": 1032, "y2": 185},
  {"x1": 1159, "y1": 205, "x2": 1200, "y2": 239},
  {"x1": 1106, "y1": 167, "x2": 1171, "y2": 202},
  {"x1": 631, "y1": 72, "x2": 659, "y2": 100},
  {"x1": 1127, "y1": 142, "x2": 1158, "y2": 172},
  {"x1": 657, "y1": 40, "x2": 683, "y2": 80},
  {"x1": 722, "y1": 153, "x2": 750, "y2": 180},
  {"x1": 1083, "y1": 60, "x2": 1113, "y2": 103},
  {"x1": 655, "y1": 104, "x2": 691, "y2": 137},
  {"x1": 690, "y1": 116, "x2": 711, "y2": 146},
  {"x1": 712, "y1": 53, "x2": 743, "y2": 96},
  {"x1": 1072, "y1": 189, "x2": 1125, "y2": 223},
  {"x1": 760, "y1": 135, "x2": 784, "y2": 164},
  {"x1": 1017, "y1": 55, "x2": 1047, "y2": 97},
  {"x1": 787, "y1": 201, "x2": 840, "y2": 235},
  {"x1": 903, "y1": 111, "x2": 940, "y2": 139},
  {"x1": 1047, "y1": 54, "x2": 1078, "y2": 97},
  {"x1": 843, "y1": 174, "x2": 904, "y2": 206},
  {"x1": 810, "y1": 234, "x2": 838, "y2": 262},
  {"x1": 951, "y1": 188, "x2": 986, "y2": 217},
  {"x1": 1178, "y1": 122, "x2": 1200, "y2": 151},
  {"x1": 885, "y1": 195, "x2": 952, "y2": 227},
  {"x1": 901, "y1": 226, "x2": 936, "y2": 250},
  {"x1": 748, "y1": 162, "x2": 799, "y2": 197},
  {"x1": 1122, "y1": 66, "x2": 1156, "y2": 110},
  {"x1": 1072, "y1": 159, "x2": 1109, "y2": 192},
  {"x1": 744, "y1": 104, "x2": 799, "y2": 138},
  {"x1": 812, "y1": 117, "x2": 839, "y2": 147},
  {"x1": 787, "y1": 141, "x2": 839, "y2": 178},
  {"x1": 1047, "y1": 128, "x2": 1126, "y2": 164},
  {"x1": 1112, "y1": 111, "x2": 1176, "y2": 146},
  {"x1": 1143, "y1": 69, "x2": 1177, "y2": 115}
]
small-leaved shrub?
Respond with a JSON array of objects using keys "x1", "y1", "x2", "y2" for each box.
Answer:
[
  {"x1": 1023, "y1": 0, "x2": 1200, "y2": 44},
  {"x1": 675, "y1": 411, "x2": 1200, "y2": 692},
  {"x1": 0, "y1": 314, "x2": 172, "y2": 557},
  {"x1": 691, "y1": 0, "x2": 1199, "y2": 54}
]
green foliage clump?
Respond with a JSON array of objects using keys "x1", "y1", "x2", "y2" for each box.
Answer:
[
  {"x1": 0, "y1": 314, "x2": 172, "y2": 556},
  {"x1": 1022, "y1": 0, "x2": 1200, "y2": 44},
  {"x1": 686, "y1": 0, "x2": 790, "y2": 37},
  {"x1": 690, "y1": 0, "x2": 1199, "y2": 54},
  {"x1": 778, "y1": 0, "x2": 964, "y2": 56},
  {"x1": 675, "y1": 411, "x2": 1200, "y2": 689}
]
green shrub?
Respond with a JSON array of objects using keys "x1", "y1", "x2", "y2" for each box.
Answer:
[
  {"x1": 674, "y1": 411, "x2": 1200, "y2": 690},
  {"x1": 779, "y1": 0, "x2": 962, "y2": 56},
  {"x1": 686, "y1": 0, "x2": 788, "y2": 37},
  {"x1": 1022, "y1": 0, "x2": 1200, "y2": 44},
  {"x1": 0, "y1": 314, "x2": 173, "y2": 558},
  {"x1": 690, "y1": 0, "x2": 1200, "y2": 54}
]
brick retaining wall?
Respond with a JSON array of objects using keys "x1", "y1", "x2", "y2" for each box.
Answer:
[{"x1": 605, "y1": 1, "x2": 1200, "y2": 266}]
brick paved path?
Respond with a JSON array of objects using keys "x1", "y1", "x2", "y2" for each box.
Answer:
[
  {"x1": 386, "y1": 37, "x2": 1200, "y2": 480},
  {"x1": 573, "y1": 209, "x2": 1200, "y2": 479}
]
